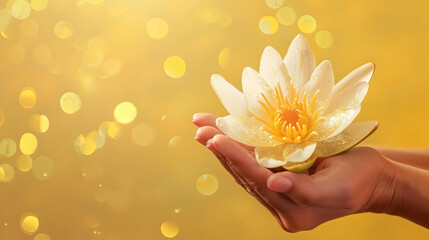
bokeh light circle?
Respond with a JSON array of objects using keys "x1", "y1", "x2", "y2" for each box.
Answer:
[
  {"x1": 60, "y1": 92, "x2": 82, "y2": 114},
  {"x1": 218, "y1": 47, "x2": 231, "y2": 69},
  {"x1": 315, "y1": 30, "x2": 334, "y2": 49},
  {"x1": 114, "y1": 102, "x2": 137, "y2": 124},
  {"x1": 160, "y1": 221, "x2": 179, "y2": 238},
  {"x1": 33, "y1": 233, "x2": 51, "y2": 240},
  {"x1": 0, "y1": 9, "x2": 12, "y2": 29},
  {"x1": 31, "y1": 0, "x2": 49, "y2": 11},
  {"x1": 259, "y1": 16, "x2": 279, "y2": 35},
  {"x1": 196, "y1": 174, "x2": 219, "y2": 195},
  {"x1": 146, "y1": 18, "x2": 169, "y2": 39},
  {"x1": 20, "y1": 213, "x2": 39, "y2": 235},
  {"x1": 29, "y1": 114, "x2": 49, "y2": 133},
  {"x1": 276, "y1": 6, "x2": 296, "y2": 26},
  {"x1": 0, "y1": 138, "x2": 17, "y2": 157},
  {"x1": 11, "y1": 0, "x2": 32, "y2": 20},
  {"x1": 54, "y1": 20, "x2": 74, "y2": 39},
  {"x1": 20, "y1": 88, "x2": 37, "y2": 109},
  {"x1": 17, "y1": 155, "x2": 33, "y2": 172},
  {"x1": 0, "y1": 167, "x2": 4, "y2": 182},
  {"x1": 0, "y1": 163, "x2": 14, "y2": 182},
  {"x1": 265, "y1": 0, "x2": 284, "y2": 9},
  {"x1": 298, "y1": 15, "x2": 317, "y2": 33},
  {"x1": 164, "y1": 56, "x2": 186, "y2": 78},
  {"x1": 20, "y1": 133, "x2": 38, "y2": 155},
  {"x1": 32, "y1": 156, "x2": 54, "y2": 181}
]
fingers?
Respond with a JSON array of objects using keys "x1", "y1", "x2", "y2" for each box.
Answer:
[
  {"x1": 195, "y1": 126, "x2": 222, "y2": 145},
  {"x1": 193, "y1": 113, "x2": 254, "y2": 151},
  {"x1": 192, "y1": 112, "x2": 217, "y2": 128},
  {"x1": 267, "y1": 166, "x2": 346, "y2": 208},
  {"x1": 206, "y1": 137, "x2": 287, "y2": 230},
  {"x1": 210, "y1": 134, "x2": 275, "y2": 198}
]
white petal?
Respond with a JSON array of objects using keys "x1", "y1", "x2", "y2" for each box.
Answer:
[
  {"x1": 316, "y1": 121, "x2": 379, "y2": 157},
  {"x1": 324, "y1": 81, "x2": 369, "y2": 115},
  {"x1": 242, "y1": 67, "x2": 277, "y2": 120},
  {"x1": 334, "y1": 62, "x2": 374, "y2": 95},
  {"x1": 255, "y1": 144, "x2": 286, "y2": 168},
  {"x1": 312, "y1": 105, "x2": 361, "y2": 141},
  {"x1": 211, "y1": 74, "x2": 252, "y2": 117},
  {"x1": 259, "y1": 46, "x2": 290, "y2": 96},
  {"x1": 283, "y1": 142, "x2": 317, "y2": 163},
  {"x1": 284, "y1": 34, "x2": 316, "y2": 90},
  {"x1": 300, "y1": 60, "x2": 334, "y2": 110},
  {"x1": 216, "y1": 115, "x2": 283, "y2": 147}
]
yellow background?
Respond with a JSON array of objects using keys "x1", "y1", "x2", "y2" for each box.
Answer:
[{"x1": 0, "y1": 0, "x2": 428, "y2": 239}]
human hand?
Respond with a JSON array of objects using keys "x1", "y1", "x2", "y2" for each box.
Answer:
[{"x1": 193, "y1": 112, "x2": 396, "y2": 232}]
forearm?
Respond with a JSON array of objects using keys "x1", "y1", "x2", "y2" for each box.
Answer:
[
  {"x1": 381, "y1": 159, "x2": 429, "y2": 228},
  {"x1": 376, "y1": 147, "x2": 429, "y2": 170}
]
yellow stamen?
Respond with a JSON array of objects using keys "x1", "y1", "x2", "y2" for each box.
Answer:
[{"x1": 256, "y1": 84, "x2": 324, "y2": 143}]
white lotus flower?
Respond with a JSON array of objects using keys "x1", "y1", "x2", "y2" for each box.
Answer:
[{"x1": 211, "y1": 34, "x2": 378, "y2": 172}]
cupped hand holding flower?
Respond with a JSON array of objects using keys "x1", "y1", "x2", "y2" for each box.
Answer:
[{"x1": 193, "y1": 113, "x2": 397, "y2": 232}]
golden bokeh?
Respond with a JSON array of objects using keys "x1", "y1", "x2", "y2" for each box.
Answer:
[
  {"x1": 297, "y1": 14, "x2": 317, "y2": 33},
  {"x1": 160, "y1": 221, "x2": 179, "y2": 238},
  {"x1": 20, "y1": 132, "x2": 38, "y2": 155},
  {"x1": 19, "y1": 87, "x2": 37, "y2": 109},
  {"x1": 30, "y1": 0, "x2": 49, "y2": 11},
  {"x1": 0, "y1": 9, "x2": 12, "y2": 29},
  {"x1": 53, "y1": 20, "x2": 74, "y2": 39},
  {"x1": 0, "y1": 163, "x2": 15, "y2": 182},
  {"x1": 0, "y1": 138, "x2": 17, "y2": 157},
  {"x1": 265, "y1": 0, "x2": 284, "y2": 9},
  {"x1": 29, "y1": 114, "x2": 50, "y2": 133},
  {"x1": 20, "y1": 213, "x2": 39, "y2": 235},
  {"x1": 33, "y1": 233, "x2": 51, "y2": 240},
  {"x1": 107, "y1": 121, "x2": 121, "y2": 139},
  {"x1": 16, "y1": 154, "x2": 33, "y2": 172},
  {"x1": 146, "y1": 17, "x2": 169, "y2": 40},
  {"x1": 218, "y1": 47, "x2": 231, "y2": 69},
  {"x1": 11, "y1": 0, "x2": 32, "y2": 20},
  {"x1": 114, "y1": 101, "x2": 137, "y2": 124},
  {"x1": 32, "y1": 156, "x2": 54, "y2": 181},
  {"x1": 196, "y1": 174, "x2": 219, "y2": 196},
  {"x1": 0, "y1": 166, "x2": 5, "y2": 182},
  {"x1": 0, "y1": 0, "x2": 428, "y2": 239},
  {"x1": 315, "y1": 30, "x2": 334, "y2": 49},
  {"x1": 164, "y1": 56, "x2": 186, "y2": 78},
  {"x1": 60, "y1": 92, "x2": 82, "y2": 114},
  {"x1": 276, "y1": 6, "x2": 296, "y2": 26},
  {"x1": 259, "y1": 15, "x2": 279, "y2": 34}
]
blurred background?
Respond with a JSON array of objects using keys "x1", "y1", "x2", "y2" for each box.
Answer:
[{"x1": 0, "y1": 0, "x2": 428, "y2": 239}]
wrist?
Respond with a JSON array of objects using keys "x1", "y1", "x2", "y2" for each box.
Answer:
[{"x1": 366, "y1": 155, "x2": 403, "y2": 214}]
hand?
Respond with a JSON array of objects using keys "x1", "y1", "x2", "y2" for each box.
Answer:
[{"x1": 193, "y1": 113, "x2": 396, "y2": 232}]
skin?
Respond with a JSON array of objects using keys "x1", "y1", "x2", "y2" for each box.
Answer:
[{"x1": 193, "y1": 112, "x2": 429, "y2": 232}]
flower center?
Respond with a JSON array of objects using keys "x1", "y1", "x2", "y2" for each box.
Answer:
[{"x1": 255, "y1": 83, "x2": 324, "y2": 144}]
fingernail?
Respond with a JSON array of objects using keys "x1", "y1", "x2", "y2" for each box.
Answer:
[
  {"x1": 267, "y1": 176, "x2": 292, "y2": 193},
  {"x1": 192, "y1": 113, "x2": 198, "y2": 121},
  {"x1": 206, "y1": 139, "x2": 212, "y2": 147}
]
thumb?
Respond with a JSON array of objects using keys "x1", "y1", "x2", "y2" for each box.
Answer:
[{"x1": 267, "y1": 172, "x2": 318, "y2": 206}]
